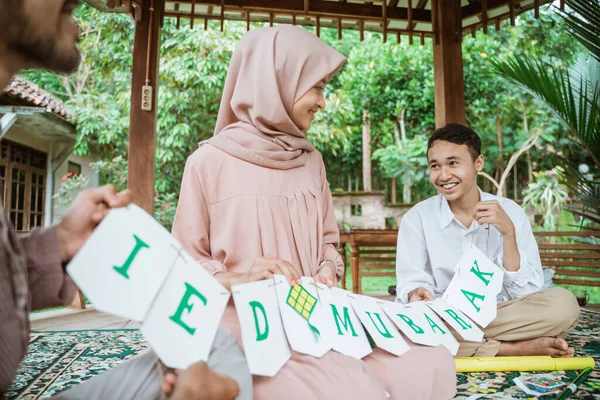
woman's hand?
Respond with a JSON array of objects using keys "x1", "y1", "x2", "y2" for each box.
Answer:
[
  {"x1": 244, "y1": 255, "x2": 302, "y2": 286},
  {"x1": 314, "y1": 260, "x2": 337, "y2": 287}
]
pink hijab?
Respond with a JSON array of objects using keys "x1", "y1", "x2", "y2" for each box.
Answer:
[{"x1": 205, "y1": 24, "x2": 346, "y2": 170}]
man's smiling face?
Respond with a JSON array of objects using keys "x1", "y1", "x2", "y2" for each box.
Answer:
[{"x1": 427, "y1": 140, "x2": 484, "y2": 202}]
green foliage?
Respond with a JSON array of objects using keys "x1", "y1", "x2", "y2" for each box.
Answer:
[
  {"x1": 52, "y1": 174, "x2": 90, "y2": 218},
  {"x1": 558, "y1": 0, "x2": 600, "y2": 62},
  {"x1": 23, "y1": 6, "x2": 243, "y2": 200},
  {"x1": 372, "y1": 134, "x2": 436, "y2": 202},
  {"x1": 339, "y1": 39, "x2": 435, "y2": 134},
  {"x1": 20, "y1": 3, "x2": 592, "y2": 221},
  {"x1": 308, "y1": 90, "x2": 356, "y2": 156},
  {"x1": 559, "y1": 164, "x2": 600, "y2": 228},
  {"x1": 154, "y1": 192, "x2": 178, "y2": 230},
  {"x1": 522, "y1": 168, "x2": 570, "y2": 229},
  {"x1": 91, "y1": 156, "x2": 128, "y2": 192},
  {"x1": 492, "y1": 0, "x2": 600, "y2": 228},
  {"x1": 492, "y1": 55, "x2": 600, "y2": 168}
]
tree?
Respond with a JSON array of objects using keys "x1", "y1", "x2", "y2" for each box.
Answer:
[
  {"x1": 338, "y1": 38, "x2": 435, "y2": 195},
  {"x1": 23, "y1": 5, "x2": 244, "y2": 216},
  {"x1": 492, "y1": 0, "x2": 600, "y2": 227}
]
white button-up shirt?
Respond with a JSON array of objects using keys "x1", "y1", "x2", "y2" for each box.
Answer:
[{"x1": 395, "y1": 189, "x2": 543, "y2": 304}]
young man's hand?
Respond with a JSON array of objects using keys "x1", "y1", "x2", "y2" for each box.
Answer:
[
  {"x1": 164, "y1": 362, "x2": 240, "y2": 400},
  {"x1": 474, "y1": 200, "x2": 515, "y2": 237},
  {"x1": 408, "y1": 287, "x2": 435, "y2": 302}
]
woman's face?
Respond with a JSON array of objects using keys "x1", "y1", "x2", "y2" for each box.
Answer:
[{"x1": 291, "y1": 79, "x2": 327, "y2": 131}]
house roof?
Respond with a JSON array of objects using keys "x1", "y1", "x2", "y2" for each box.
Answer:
[{"x1": 2, "y1": 76, "x2": 72, "y2": 120}]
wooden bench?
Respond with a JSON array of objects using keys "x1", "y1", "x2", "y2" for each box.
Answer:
[
  {"x1": 535, "y1": 231, "x2": 600, "y2": 287},
  {"x1": 345, "y1": 229, "x2": 600, "y2": 294}
]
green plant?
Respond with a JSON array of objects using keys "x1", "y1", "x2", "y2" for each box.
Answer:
[
  {"x1": 522, "y1": 168, "x2": 570, "y2": 229},
  {"x1": 91, "y1": 156, "x2": 128, "y2": 191},
  {"x1": 373, "y1": 134, "x2": 436, "y2": 202},
  {"x1": 154, "y1": 192, "x2": 178, "y2": 231},
  {"x1": 559, "y1": 163, "x2": 600, "y2": 228},
  {"x1": 491, "y1": 0, "x2": 600, "y2": 169},
  {"x1": 53, "y1": 173, "x2": 90, "y2": 217}
]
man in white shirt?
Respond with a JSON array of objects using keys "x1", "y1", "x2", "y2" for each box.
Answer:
[{"x1": 395, "y1": 123, "x2": 580, "y2": 357}]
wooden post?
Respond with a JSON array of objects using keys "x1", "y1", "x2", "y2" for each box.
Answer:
[
  {"x1": 128, "y1": 0, "x2": 164, "y2": 213},
  {"x1": 316, "y1": 15, "x2": 320, "y2": 37},
  {"x1": 337, "y1": 242, "x2": 347, "y2": 289},
  {"x1": 362, "y1": 110, "x2": 372, "y2": 192},
  {"x1": 432, "y1": 0, "x2": 466, "y2": 128},
  {"x1": 408, "y1": 0, "x2": 413, "y2": 44},
  {"x1": 350, "y1": 241, "x2": 360, "y2": 294}
]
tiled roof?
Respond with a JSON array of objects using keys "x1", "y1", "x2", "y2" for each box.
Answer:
[{"x1": 3, "y1": 76, "x2": 72, "y2": 120}]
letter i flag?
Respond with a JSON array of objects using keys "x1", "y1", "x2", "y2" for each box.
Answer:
[
  {"x1": 67, "y1": 204, "x2": 175, "y2": 321},
  {"x1": 232, "y1": 279, "x2": 291, "y2": 377},
  {"x1": 443, "y1": 247, "x2": 504, "y2": 328}
]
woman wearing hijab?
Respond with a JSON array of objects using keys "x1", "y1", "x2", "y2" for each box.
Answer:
[{"x1": 172, "y1": 25, "x2": 456, "y2": 399}]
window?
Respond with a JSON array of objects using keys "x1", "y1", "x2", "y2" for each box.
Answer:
[
  {"x1": 68, "y1": 161, "x2": 81, "y2": 177},
  {"x1": 351, "y1": 204, "x2": 362, "y2": 217},
  {"x1": 0, "y1": 140, "x2": 46, "y2": 232}
]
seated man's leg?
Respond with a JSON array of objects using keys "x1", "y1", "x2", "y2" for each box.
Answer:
[
  {"x1": 60, "y1": 328, "x2": 251, "y2": 400},
  {"x1": 60, "y1": 348, "x2": 166, "y2": 400},
  {"x1": 207, "y1": 328, "x2": 252, "y2": 400},
  {"x1": 456, "y1": 287, "x2": 580, "y2": 357}
]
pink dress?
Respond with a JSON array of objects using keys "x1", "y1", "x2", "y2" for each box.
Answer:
[{"x1": 172, "y1": 144, "x2": 457, "y2": 400}]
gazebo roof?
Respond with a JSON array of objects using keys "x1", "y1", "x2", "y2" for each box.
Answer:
[
  {"x1": 87, "y1": 0, "x2": 554, "y2": 38},
  {"x1": 80, "y1": 0, "x2": 557, "y2": 213}
]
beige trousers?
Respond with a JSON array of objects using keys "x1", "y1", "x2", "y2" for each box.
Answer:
[{"x1": 455, "y1": 287, "x2": 580, "y2": 357}]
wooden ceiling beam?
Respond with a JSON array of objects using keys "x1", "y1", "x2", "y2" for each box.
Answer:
[
  {"x1": 462, "y1": 0, "x2": 525, "y2": 18},
  {"x1": 415, "y1": 0, "x2": 427, "y2": 9},
  {"x1": 169, "y1": 0, "x2": 432, "y2": 21}
]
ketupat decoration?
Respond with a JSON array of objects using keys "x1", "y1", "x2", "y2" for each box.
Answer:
[{"x1": 287, "y1": 285, "x2": 321, "y2": 339}]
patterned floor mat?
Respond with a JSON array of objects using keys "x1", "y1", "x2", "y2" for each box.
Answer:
[
  {"x1": 6, "y1": 309, "x2": 600, "y2": 399},
  {"x1": 6, "y1": 329, "x2": 148, "y2": 399},
  {"x1": 454, "y1": 308, "x2": 600, "y2": 399}
]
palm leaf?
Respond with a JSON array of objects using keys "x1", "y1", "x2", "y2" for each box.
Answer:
[
  {"x1": 491, "y1": 56, "x2": 600, "y2": 169},
  {"x1": 559, "y1": 163, "x2": 600, "y2": 227},
  {"x1": 556, "y1": 0, "x2": 600, "y2": 62}
]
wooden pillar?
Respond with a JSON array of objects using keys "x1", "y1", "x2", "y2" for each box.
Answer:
[
  {"x1": 350, "y1": 240, "x2": 360, "y2": 294},
  {"x1": 128, "y1": 0, "x2": 164, "y2": 213},
  {"x1": 432, "y1": 0, "x2": 466, "y2": 128},
  {"x1": 337, "y1": 242, "x2": 347, "y2": 289}
]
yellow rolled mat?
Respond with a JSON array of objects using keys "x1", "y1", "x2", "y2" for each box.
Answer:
[{"x1": 455, "y1": 356, "x2": 596, "y2": 372}]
